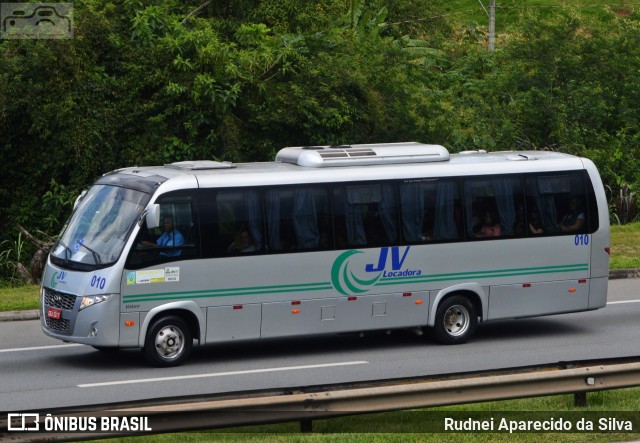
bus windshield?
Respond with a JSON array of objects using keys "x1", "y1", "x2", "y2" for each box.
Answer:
[{"x1": 51, "y1": 185, "x2": 150, "y2": 269}]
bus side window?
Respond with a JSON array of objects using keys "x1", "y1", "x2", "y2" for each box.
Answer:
[
  {"x1": 216, "y1": 190, "x2": 263, "y2": 254},
  {"x1": 171, "y1": 203, "x2": 196, "y2": 248},
  {"x1": 434, "y1": 181, "x2": 461, "y2": 241},
  {"x1": 126, "y1": 198, "x2": 198, "y2": 267},
  {"x1": 334, "y1": 184, "x2": 399, "y2": 248},
  {"x1": 265, "y1": 187, "x2": 331, "y2": 252},
  {"x1": 525, "y1": 172, "x2": 590, "y2": 236},
  {"x1": 400, "y1": 180, "x2": 460, "y2": 243},
  {"x1": 464, "y1": 176, "x2": 524, "y2": 239}
]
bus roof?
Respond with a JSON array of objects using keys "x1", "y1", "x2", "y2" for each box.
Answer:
[{"x1": 105, "y1": 143, "x2": 587, "y2": 191}]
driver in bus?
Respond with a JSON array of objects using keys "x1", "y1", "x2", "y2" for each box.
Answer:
[{"x1": 142, "y1": 216, "x2": 184, "y2": 257}]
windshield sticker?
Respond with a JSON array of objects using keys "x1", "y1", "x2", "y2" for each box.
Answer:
[
  {"x1": 165, "y1": 267, "x2": 180, "y2": 282},
  {"x1": 127, "y1": 267, "x2": 180, "y2": 285},
  {"x1": 126, "y1": 272, "x2": 136, "y2": 285}
]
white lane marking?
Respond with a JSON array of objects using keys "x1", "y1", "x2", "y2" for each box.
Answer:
[
  {"x1": 0, "y1": 343, "x2": 83, "y2": 353},
  {"x1": 607, "y1": 299, "x2": 640, "y2": 305},
  {"x1": 78, "y1": 361, "x2": 369, "y2": 388}
]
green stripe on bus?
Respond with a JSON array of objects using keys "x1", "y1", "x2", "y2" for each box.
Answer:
[
  {"x1": 376, "y1": 264, "x2": 589, "y2": 286},
  {"x1": 122, "y1": 263, "x2": 589, "y2": 303},
  {"x1": 123, "y1": 283, "x2": 333, "y2": 303}
]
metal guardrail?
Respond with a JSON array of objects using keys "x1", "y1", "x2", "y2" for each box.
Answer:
[{"x1": 2, "y1": 358, "x2": 640, "y2": 441}]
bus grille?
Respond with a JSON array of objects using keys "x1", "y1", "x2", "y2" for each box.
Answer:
[
  {"x1": 45, "y1": 316, "x2": 71, "y2": 332},
  {"x1": 44, "y1": 288, "x2": 76, "y2": 311}
]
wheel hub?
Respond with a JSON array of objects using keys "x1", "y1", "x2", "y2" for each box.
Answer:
[
  {"x1": 444, "y1": 305, "x2": 469, "y2": 337},
  {"x1": 155, "y1": 326, "x2": 184, "y2": 360}
]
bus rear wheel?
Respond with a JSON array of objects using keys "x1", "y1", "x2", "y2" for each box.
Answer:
[
  {"x1": 433, "y1": 295, "x2": 477, "y2": 345},
  {"x1": 143, "y1": 316, "x2": 192, "y2": 367}
]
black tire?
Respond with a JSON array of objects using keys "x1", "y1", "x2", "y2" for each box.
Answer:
[
  {"x1": 143, "y1": 316, "x2": 192, "y2": 367},
  {"x1": 433, "y1": 295, "x2": 477, "y2": 345}
]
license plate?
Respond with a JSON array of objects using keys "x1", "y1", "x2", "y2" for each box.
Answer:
[{"x1": 47, "y1": 307, "x2": 62, "y2": 320}]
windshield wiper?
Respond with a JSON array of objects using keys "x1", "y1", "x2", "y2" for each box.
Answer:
[
  {"x1": 56, "y1": 239, "x2": 72, "y2": 261},
  {"x1": 75, "y1": 241, "x2": 102, "y2": 265}
]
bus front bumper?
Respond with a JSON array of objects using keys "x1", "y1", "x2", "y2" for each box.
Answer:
[{"x1": 41, "y1": 288, "x2": 121, "y2": 348}]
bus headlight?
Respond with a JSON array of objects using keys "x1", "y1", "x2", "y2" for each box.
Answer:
[{"x1": 80, "y1": 294, "x2": 112, "y2": 311}]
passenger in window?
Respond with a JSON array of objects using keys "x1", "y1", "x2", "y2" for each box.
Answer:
[
  {"x1": 228, "y1": 229, "x2": 256, "y2": 253},
  {"x1": 560, "y1": 197, "x2": 585, "y2": 233},
  {"x1": 528, "y1": 207, "x2": 545, "y2": 235},
  {"x1": 142, "y1": 216, "x2": 184, "y2": 257},
  {"x1": 476, "y1": 209, "x2": 501, "y2": 237}
]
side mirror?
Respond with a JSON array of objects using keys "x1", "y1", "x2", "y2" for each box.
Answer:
[{"x1": 145, "y1": 204, "x2": 160, "y2": 229}]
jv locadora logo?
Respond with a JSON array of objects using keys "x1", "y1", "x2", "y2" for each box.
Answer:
[
  {"x1": 50, "y1": 271, "x2": 67, "y2": 288},
  {"x1": 331, "y1": 247, "x2": 423, "y2": 296},
  {"x1": 331, "y1": 250, "x2": 381, "y2": 295}
]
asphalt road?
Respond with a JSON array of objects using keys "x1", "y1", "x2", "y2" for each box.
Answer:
[{"x1": 1, "y1": 278, "x2": 638, "y2": 412}]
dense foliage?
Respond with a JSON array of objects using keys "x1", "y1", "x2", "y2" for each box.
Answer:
[{"x1": 1, "y1": 0, "x2": 639, "y2": 281}]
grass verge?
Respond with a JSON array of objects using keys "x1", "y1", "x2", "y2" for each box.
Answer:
[
  {"x1": 610, "y1": 222, "x2": 640, "y2": 269},
  {"x1": 0, "y1": 284, "x2": 40, "y2": 311}
]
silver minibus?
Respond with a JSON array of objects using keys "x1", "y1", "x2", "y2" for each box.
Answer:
[{"x1": 41, "y1": 143, "x2": 610, "y2": 366}]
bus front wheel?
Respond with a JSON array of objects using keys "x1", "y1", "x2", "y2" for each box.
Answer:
[
  {"x1": 143, "y1": 316, "x2": 192, "y2": 367},
  {"x1": 433, "y1": 295, "x2": 477, "y2": 345}
]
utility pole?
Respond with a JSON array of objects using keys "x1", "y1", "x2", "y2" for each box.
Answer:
[{"x1": 488, "y1": 0, "x2": 496, "y2": 51}]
